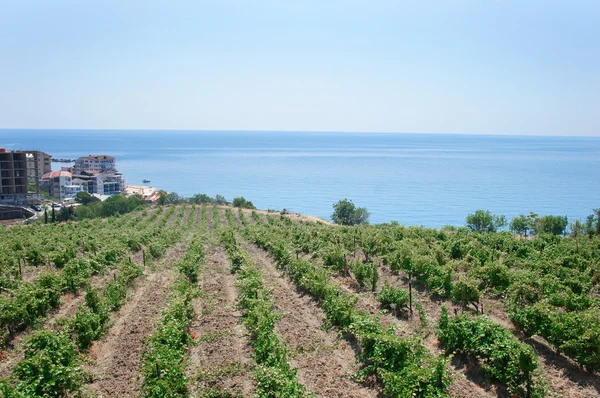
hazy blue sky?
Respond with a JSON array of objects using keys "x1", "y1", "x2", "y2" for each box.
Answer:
[{"x1": 1, "y1": 1, "x2": 598, "y2": 136}]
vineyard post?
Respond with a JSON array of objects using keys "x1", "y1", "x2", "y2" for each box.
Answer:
[
  {"x1": 18, "y1": 257, "x2": 22, "y2": 277},
  {"x1": 343, "y1": 255, "x2": 348, "y2": 277},
  {"x1": 143, "y1": 250, "x2": 146, "y2": 267},
  {"x1": 409, "y1": 280, "x2": 413, "y2": 318}
]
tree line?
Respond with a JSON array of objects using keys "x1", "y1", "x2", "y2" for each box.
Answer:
[
  {"x1": 156, "y1": 192, "x2": 256, "y2": 209},
  {"x1": 466, "y1": 208, "x2": 600, "y2": 237},
  {"x1": 329, "y1": 198, "x2": 599, "y2": 238}
]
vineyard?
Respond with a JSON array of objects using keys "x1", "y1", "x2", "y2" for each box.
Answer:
[{"x1": 0, "y1": 205, "x2": 599, "y2": 397}]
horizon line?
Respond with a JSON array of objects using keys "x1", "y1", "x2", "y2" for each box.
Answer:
[{"x1": 1, "y1": 127, "x2": 599, "y2": 139}]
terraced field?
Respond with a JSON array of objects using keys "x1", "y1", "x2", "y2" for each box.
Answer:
[{"x1": 0, "y1": 205, "x2": 598, "y2": 397}]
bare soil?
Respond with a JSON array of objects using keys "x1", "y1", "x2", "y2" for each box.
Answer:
[
  {"x1": 222, "y1": 205, "x2": 333, "y2": 225},
  {"x1": 0, "y1": 260, "x2": 135, "y2": 380},
  {"x1": 82, "y1": 268, "x2": 174, "y2": 398},
  {"x1": 330, "y1": 255, "x2": 600, "y2": 398},
  {"x1": 243, "y1": 241, "x2": 378, "y2": 398},
  {"x1": 187, "y1": 244, "x2": 254, "y2": 397},
  {"x1": 376, "y1": 265, "x2": 600, "y2": 397},
  {"x1": 314, "y1": 260, "x2": 494, "y2": 398},
  {"x1": 82, "y1": 218, "x2": 194, "y2": 397}
]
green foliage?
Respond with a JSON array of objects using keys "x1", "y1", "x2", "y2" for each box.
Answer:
[
  {"x1": 254, "y1": 364, "x2": 308, "y2": 398},
  {"x1": 52, "y1": 248, "x2": 76, "y2": 269},
  {"x1": 75, "y1": 191, "x2": 100, "y2": 205},
  {"x1": 475, "y1": 262, "x2": 512, "y2": 293},
  {"x1": 102, "y1": 261, "x2": 143, "y2": 311},
  {"x1": 157, "y1": 191, "x2": 185, "y2": 205},
  {"x1": 322, "y1": 288, "x2": 358, "y2": 331},
  {"x1": 189, "y1": 193, "x2": 215, "y2": 204},
  {"x1": 331, "y1": 198, "x2": 370, "y2": 226},
  {"x1": 178, "y1": 238, "x2": 205, "y2": 283},
  {"x1": 148, "y1": 240, "x2": 167, "y2": 259},
  {"x1": 222, "y1": 229, "x2": 309, "y2": 397},
  {"x1": 69, "y1": 305, "x2": 108, "y2": 350},
  {"x1": 75, "y1": 194, "x2": 147, "y2": 219},
  {"x1": 533, "y1": 215, "x2": 569, "y2": 236},
  {"x1": 11, "y1": 331, "x2": 83, "y2": 397},
  {"x1": 451, "y1": 277, "x2": 481, "y2": 312},
  {"x1": 438, "y1": 313, "x2": 545, "y2": 397},
  {"x1": 243, "y1": 219, "x2": 450, "y2": 397},
  {"x1": 214, "y1": 194, "x2": 228, "y2": 205},
  {"x1": 510, "y1": 214, "x2": 533, "y2": 236},
  {"x1": 416, "y1": 303, "x2": 429, "y2": 329},
  {"x1": 350, "y1": 259, "x2": 373, "y2": 289},
  {"x1": 378, "y1": 281, "x2": 409, "y2": 314},
  {"x1": 356, "y1": 333, "x2": 451, "y2": 398},
  {"x1": 141, "y1": 294, "x2": 194, "y2": 398},
  {"x1": 509, "y1": 302, "x2": 600, "y2": 372},
  {"x1": 0, "y1": 272, "x2": 62, "y2": 337},
  {"x1": 232, "y1": 196, "x2": 256, "y2": 209},
  {"x1": 465, "y1": 209, "x2": 506, "y2": 232},
  {"x1": 141, "y1": 232, "x2": 205, "y2": 398}
]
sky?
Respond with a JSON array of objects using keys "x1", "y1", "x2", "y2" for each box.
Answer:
[{"x1": 0, "y1": 0, "x2": 598, "y2": 136}]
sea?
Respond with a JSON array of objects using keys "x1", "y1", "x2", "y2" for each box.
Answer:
[{"x1": 1, "y1": 129, "x2": 599, "y2": 227}]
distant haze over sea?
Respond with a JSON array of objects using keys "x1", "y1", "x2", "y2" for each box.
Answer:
[{"x1": 1, "y1": 129, "x2": 599, "y2": 227}]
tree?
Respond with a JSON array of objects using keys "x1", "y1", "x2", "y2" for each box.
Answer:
[
  {"x1": 189, "y1": 193, "x2": 214, "y2": 204},
  {"x1": 589, "y1": 208, "x2": 600, "y2": 237},
  {"x1": 510, "y1": 214, "x2": 532, "y2": 236},
  {"x1": 157, "y1": 192, "x2": 183, "y2": 205},
  {"x1": 331, "y1": 199, "x2": 370, "y2": 226},
  {"x1": 533, "y1": 215, "x2": 568, "y2": 236},
  {"x1": 232, "y1": 197, "x2": 256, "y2": 209},
  {"x1": 58, "y1": 206, "x2": 75, "y2": 221},
  {"x1": 465, "y1": 209, "x2": 506, "y2": 232},
  {"x1": 214, "y1": 194, "x2": 228, "y2": 205},
  {"x1": 75, "y1": 191, "x2": 100, "y2": 205}
]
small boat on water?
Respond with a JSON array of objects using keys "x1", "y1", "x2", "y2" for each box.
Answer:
[{"x1": 143, "y1": 179, "x2": 151, "y2": 183}]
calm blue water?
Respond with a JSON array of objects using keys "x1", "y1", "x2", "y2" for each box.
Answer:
[{"x1": 1, "y1": 129, "x2": 599, "y2": 227}]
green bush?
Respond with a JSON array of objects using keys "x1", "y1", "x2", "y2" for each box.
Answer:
[
  {"x1": 438, "y1": 310, "x2": 545, "y2": 397},
  {"x1": 12, "y1": 331, "x2": 83, "y2": 397},
  {"x1": 378, "y1": 281, "x2": 409, "y2": 314}
]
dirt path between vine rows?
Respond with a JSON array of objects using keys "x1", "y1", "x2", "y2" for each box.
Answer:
[
  {"x1": 82, "y1": 267, "x2": 174, "y2": 398},
  {"x1": 325, "y1": 268, "x2": 495, "y2": 398},
  {"x1": 242, "y1": 241, "x2": 378, "y2": 398},
  {"x1": 82, "y1": 212, "x2": 194, "y2": 398},
  {"x1": 376, "y1": 265, "x2": 600, "y2": 398},
  {"x1": 187, "y1": 244, "x2": 254, "y2": 396}
]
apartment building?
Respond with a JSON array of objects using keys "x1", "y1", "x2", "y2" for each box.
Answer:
[
  {"x1": 0, "y1": 149, "x2": 51, "y2": 203},
  {"x1": 72, "y1": 169, "x2": 125, "y2": 196},
  {"x1": 40, "y1": 171, "x2": 84, "y2": 201},
  {"x1": 74, "y1": 155, "x2": 116, "y2": 174}
]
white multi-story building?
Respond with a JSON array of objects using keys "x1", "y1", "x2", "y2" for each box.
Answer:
[
  {"x1": 40, "y1": 171, "x2": 84, "y2": 201},
  {"x1": 72, "y1": 170, "x2": 125, "y2": 196},
  {"x1": 73, "y1": 155, "x2": 116, "y2": 174}
]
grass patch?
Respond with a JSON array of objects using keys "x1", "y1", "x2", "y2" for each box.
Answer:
[
  {"x1": 197, "y1": 328, "x2": 234, "y2": 343},
  {"x1": 197, "y1": 360, "x2": 253, "y2": 384}
]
